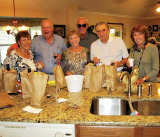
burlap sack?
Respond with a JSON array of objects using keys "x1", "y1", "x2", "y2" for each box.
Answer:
[
  {"x1": 83, "y1": 63, "x2": 94, "y2": 88},
  {"x1": 89, "y1": 65, "x2": 103, "y2": 92},
  {"x1": 3, "y1": 69, "x2": 17, "y2": 93},
  {"x1": 30, "y1": 72, "x2": 48, "y2": 106},
  {"x1": 53, "y1": 65, "x2": 66, "y2": 90},
  {"x1": 104, "y1": 64, "x2": 117, "y2": 91},
  {"x1": 102, "y1": 64, "x2": 107, "y2": 88},
  {"x1": 20, "y1": 70, "x2": 34, "y2": 98}
]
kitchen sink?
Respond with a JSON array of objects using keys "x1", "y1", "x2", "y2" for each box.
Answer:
[
  {"x1": 132, "y1": 100, "x2": 160, "y2": 115},
  {"x1": 90, "y1": 96, "x2": 130, "y2": 115},
  {"x1": 90, "y1": 96, "x2": 160, "y2": 116}
]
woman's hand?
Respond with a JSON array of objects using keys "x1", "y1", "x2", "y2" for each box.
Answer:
[
  {"x1": 92, "y1": 57, "x2": 101, "y2": 64},
  {"x1": 36, "y1": 61, "x2": 44, "y2": 69},
  {"x1": 134, "y1": 76, "x2": 148, "y2": 85},
  {"x1": 134, "y1": 78, "x2": 144, "y2": 85}
]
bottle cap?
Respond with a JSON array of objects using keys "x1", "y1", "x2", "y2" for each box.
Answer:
[
  {"x1": 47, "y1": 95, "x2": 50, "y2": 98},
  {"x1": 34, "y1": 72, "x2": 38, "y2": 75},
  {"x1": 28, "y1": 67, "x2": 31, "y2": 73},
  {"x1": 6, "y1": 64, "x2": 10, "y2": 71}
]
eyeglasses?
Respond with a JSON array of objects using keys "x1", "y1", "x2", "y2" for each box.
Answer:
[{"x1": 77, "y1": 24, "x2": 87, "y2": 28}]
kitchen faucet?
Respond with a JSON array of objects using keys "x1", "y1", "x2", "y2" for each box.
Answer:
[{"x1": 119, "y1": 71, "x2": 132, "y2": 98}]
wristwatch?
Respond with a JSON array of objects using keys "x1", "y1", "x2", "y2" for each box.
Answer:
[{"x1": 143, "y1": 77, "x2": 146, "y2": 81}]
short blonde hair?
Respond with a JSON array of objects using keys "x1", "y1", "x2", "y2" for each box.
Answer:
[{"x1": 67, "y1": 30, "x2": 80, "y2": 39}]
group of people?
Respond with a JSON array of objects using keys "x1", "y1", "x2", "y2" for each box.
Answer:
[{"x1": 2, "y1": 17, "x2": 159, "y2": 87}]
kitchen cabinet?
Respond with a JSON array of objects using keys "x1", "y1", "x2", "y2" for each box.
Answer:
[
  {"x1": 76, "y1": 125, "x2": 135, "y2": 137},
  {"x1": 142, "y1": 127, "x2": 160, "y2": 137},
  {"x1": 76, "y1": 125, "x2": 160, "y2": 137}
]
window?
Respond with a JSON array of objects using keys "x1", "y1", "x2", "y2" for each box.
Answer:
[
  {"x1": 0, "y1": 27, "x2": 15, "y2": 45},
  {"x1": 108, "y1": 23, "x2": 123, "y2": 39},
  {"x1": 0, "y1": 46, "x2": 10, "y2": 63},
  {"x1": 29, "y1": 26, "x2": 41, "y2": 39},
  {"x1": 0, "y1": 27, "x2": 15, "y2": 64},
  {"x1": 0, "y1": 26, "x2": 42, "y2": 64}
]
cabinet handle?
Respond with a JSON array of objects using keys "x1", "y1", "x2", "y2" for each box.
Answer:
[{"x1": 65, "y1": 133, "x2": 72, "y2": 136}]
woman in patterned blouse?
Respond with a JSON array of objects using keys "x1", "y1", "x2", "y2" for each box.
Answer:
[
  {"x1": 3, "y1": 31, "x2": 44, "y2": 86},
  {"x1": 62, "y1": 30, "x2": 90, "y2": 75}
]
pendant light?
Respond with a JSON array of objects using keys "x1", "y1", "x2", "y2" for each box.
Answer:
[{"x1": 2, "y1": 0, "x2": 29, "y2": 36}]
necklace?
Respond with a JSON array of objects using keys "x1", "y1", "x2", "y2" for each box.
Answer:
[
  {"x1": 17, "y1": 48, "x2": 30, "y2": 59},
  {"x1": 70, "y1": 45, "x2": 82, "y2": 53},
  {"x1": 132, "y1": 44, "x2": 146, "y2": 68}
]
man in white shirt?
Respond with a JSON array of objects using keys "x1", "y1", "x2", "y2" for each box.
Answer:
[{"x1": 90, "y1": 22, "x2": 128, "y2": 71}]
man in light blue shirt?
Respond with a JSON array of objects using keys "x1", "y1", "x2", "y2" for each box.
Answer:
[{"x1": 31, "y1": 19, "x2": 67, "y2": 74}]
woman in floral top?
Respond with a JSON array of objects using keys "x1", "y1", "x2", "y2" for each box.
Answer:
[
  {"x1": 62, "y1": 30, "x2": 90, "y2": 75},
  {"x1": 3, "y1": 31, "x2": 44, "y2": 86}
]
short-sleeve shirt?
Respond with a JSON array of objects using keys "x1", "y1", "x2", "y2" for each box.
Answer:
[
  {"x1": 91, "y1": 36, "x2": 129, "y2": 71},
  {"x1": 31, "y1": 34, "x2": 67, "y2": 74}
]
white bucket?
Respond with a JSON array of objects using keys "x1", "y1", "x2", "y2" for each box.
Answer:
[{"x1": 65, "y1": 75, "x2": 84, "y2": 92}]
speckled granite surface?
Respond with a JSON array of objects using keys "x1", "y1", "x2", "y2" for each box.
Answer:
[{"x1": 0, "y1": 82, "x2": 160, "y2": 126}]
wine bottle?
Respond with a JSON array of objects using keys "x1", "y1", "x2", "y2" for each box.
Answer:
[{"x1": 6, "y1": 64, "x2": 10, "y2": 71}]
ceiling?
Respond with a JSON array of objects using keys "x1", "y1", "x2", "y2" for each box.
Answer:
[{"x1": 0, "y1": 0, "x2": 160, "y2": 18}]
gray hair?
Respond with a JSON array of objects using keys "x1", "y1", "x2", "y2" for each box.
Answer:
[
  {"x1": 76, "y1": 17, "x2": 88, "y2": 24},
  {"x1": 95, "y1": 22, "x2": 109, "y2": 30}
]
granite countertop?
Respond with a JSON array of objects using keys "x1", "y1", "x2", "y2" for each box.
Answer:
[{"x1": 0, "y1": 82, "x2": 160, "y2": 127}]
